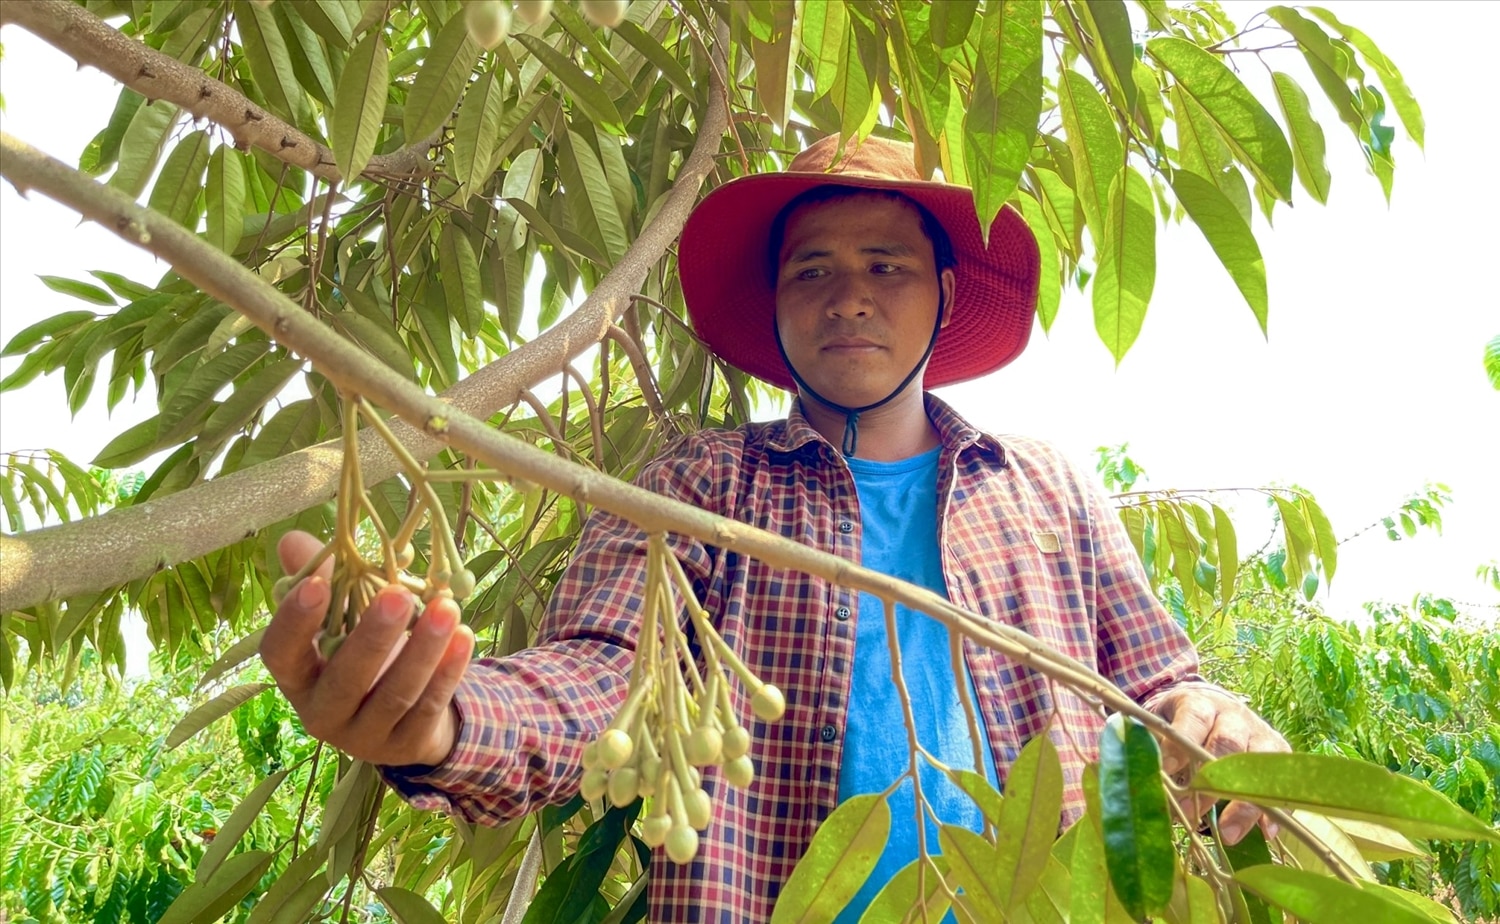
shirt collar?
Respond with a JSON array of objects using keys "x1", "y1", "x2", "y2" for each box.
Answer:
[{"x1": 761, "y1": 393, "x2": 1006, "y2": 462}]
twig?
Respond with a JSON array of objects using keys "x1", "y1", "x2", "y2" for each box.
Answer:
[
  {"x1": 603, "y1": 324, "x2": 668, "y2": 425},
  {"x1": 565, "y1": 363, "x2": 608, "y2": 468}
]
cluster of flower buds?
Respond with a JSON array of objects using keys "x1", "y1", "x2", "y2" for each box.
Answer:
[
  {"x1": 271, "y1": 396, "x2": 475, "y2": 656},
  {"x1": 578, "y1": 534, "x2": 784, "y2": 863}
]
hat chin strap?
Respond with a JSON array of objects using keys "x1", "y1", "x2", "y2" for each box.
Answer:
[{"x1": 773, "y1": 291, "x2": 945, "y2": 458}]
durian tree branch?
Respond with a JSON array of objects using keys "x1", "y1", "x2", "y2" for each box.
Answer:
[
  {"x1": 0, "y1": 32, "x2": 732, "y2": 613},
  {"x1": 0, "y1": 132, "x2": 1358, "y2": 884},
  {"x1": 0, "y1": 0, "x2": 434, "y2": 181}
]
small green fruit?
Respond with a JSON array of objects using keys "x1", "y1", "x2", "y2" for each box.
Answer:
[
  {"x1": 607, "y1": 767, "x2": 639, "y2": 807},
  {"x1": 721, "y1": 725, "x2": 750, "y2": 760},
  {"x1": 448, "y1": 568, "x2": 476, "y2": 600},
  {"x1": 464, "y1": 0, "x2": 512, "y2": 49},
  {"x1": 665, "y1": 822, "x2": 699, "y2": 863},
  {"x1": 513, "y1": 0, "x2": 554, "y2": 25},
  {"x1": 597, "y1": 728, "x2": 634, "y2": 770},
  {"x1": 724, "y1": 754, "x2": 754, "y2": 789},
  {"x1": 684, "y1": 786, "x2": 712, "y2": 828},
  {"x1": 580, "y1": 0, "x2": 627, "y2": 28},
  {"x1": 751, "y1": 684, "x2": 786, "y2": 721},
  {"x1": 641, "y1": 813, "x2": 672, "y2": 848},
  {"x1": 685, "y1": 725, "x2": 722, "y2": 766},
  {"x1": 272, "y1": 576, "x2": 297, "y2": 606},
  {"x1": 395, "y1": 542, "x2": 415, "y2": 569},
  {"x1": 580, "y1": 766, "x2": 608, "y2": 801}
]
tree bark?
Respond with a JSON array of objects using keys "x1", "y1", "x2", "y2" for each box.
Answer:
[{"x1": 0, "y1": 0, "x2": 435, "y2": 181}]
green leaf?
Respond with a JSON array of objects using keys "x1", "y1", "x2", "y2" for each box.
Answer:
[
  {"x1": 930, "y1": 0, "x2": 978, "y2": 55},
  {"x1": 109, "y1": 99, "x2": 178, "y2": 199},
  {"x1": 1148, "y1": 37, "x2": 1294, "y2": 200},
  {"x1": 205, "y1": 145, "x2": 247, "y2": 253},
  {"x1": 88, "y1": 270, "x2": 155, "y2": 301},
  {"x1": 799, "y1": 0, "x2": 848, "y2": 94},
  {"x1": 159, "y1": 340, "x2": 270, "y2": 443},
  {"x1": 749, "y1": 0, "x2": 796, "y2": 131},
  {"x1": 1171, "y1": 84, "x2": 1252, "y2": 227},
  {"x1": 196, "y1": 627, "x2": 269, "y2": 691},
  {"x1": 148, "y1": 129, "x2": 211, "y2": 228},
  {"x1": 829, "y1": 16, "x2": 879, "y2": 143},
  {"x1": 92, "y1": 415, "x2": 163, "y2": 468},
  {"x1": 1073, "y1": 0, "x2": 1138, "y2": 115},
  {"x1": 199, "y1": 356, "x2": 303, "y2": 447},
  {"x1": 1099, "y1": 714, "x2": 1175, "y2": 920},
  {"x1": 995, "y1": 732, "x2": 1063, "y2": 911},
  {"x1": 406, "y1": 11, "x2": 481, "y2": 143},
  {"x1": 437, "y1": 221, "x2": 484, "y2": 336},
  {"x1": 1171, "y1": 170, "x2": 1266, "y2": 333},
  {"x1": 197, "y1": 769, "x2": 290, "y2": 880},
  {"x1": 1485, "y1": 334, "x2": 1500, "y2": 390},
  {"x1": 377, "y1": 886, "x2": 448, "y2": 924},
  {"x1": 560, "y1": 129, "x2": 629, "y2": 264},
  {"x1": 330, "y1": 27, "x2": 389, "y2": 180},
  {"x1": 241, "y1": 398, "x2": 322, "y2": 470},
  {"x1": 1018, "y1": 195, "x2": 1061, "y2": 332},
  {"x1": 39, "y1": 276, "x2": 116, "y2": 307},
  {"x1": 1273, "y1": 494, "x2": 1315, "y2": 590},
  {"x1": 1270, "y1": 71, "x2": 1330, "y2": 204},
  {"x1": 522, "y1": 801, "x2": 640, "y2": 924},
  {"x1": 1057, "y1": 70, "x2": 1121, "y2": 248},
  {"x1": 964, "y1": 0, "x2": 1043, "y2": 244},
  {"x1": 1305, "y1": 6, "x2": 1424, "y2": 149},
  {"x1": 1068, "y1": 812, "x2": 1111, "y2": 924},
  {"x1": 1211, "y1": 503, "x2": 1238, "y2": 608},
  {"x1": 165, "y1": 681, "x2": 273, "y2": 749},
  {"x1": 611, "y1": 19, "x2": 695, "y2": 97},
  {"x1": 1264, "y1": 7, "x2": 1362, "y2": 132},
  {"x1": 1191, "y1": 753, "x2": 1500, "y2": 844},
  {"x1": 1094, "y1": 165, "x2": 1156, "y2": 364},
  {"x1": 332, "y1": 304, "x2": 416, "y2": 380},
  {"x1": 514, "y1": 33, "x2": 626, "y2": 135},
  {"x1": 158, "y1": 849, "x2": 275, "y2": 924},
  {"x1": 859, "y1": 854, "x2": 952, "y2": 923},
  {"x1": 234, "y1": 0, "x2": 314, "y2": 129},
  {"x1": 1300, "y1": 494, "x2": 1338, "y2": 584},
  {"x1": 453, "y1": 68, "x2": 505, "y2": 201},
  {"x1": 272, "y1": 1, "x2": 339, "y2": 106},
  {"x1": 771, "y1": 793, "x2": 890, "y2": 924},
  {"x1": 1235, "y1": 865, "x2": 1433, "y2": 924},
  {"x1": 942, "y1": 824, "x2": 1006, "y2": 921},
  {"x1": 290, "y1": 0, "x2": 356, "y2": 48}
]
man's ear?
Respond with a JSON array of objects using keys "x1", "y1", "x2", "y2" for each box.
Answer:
[{"x1": 939, "y1": 268, "x2": 957, "y2": 326}]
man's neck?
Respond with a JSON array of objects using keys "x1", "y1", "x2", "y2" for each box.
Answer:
[{"x1": 796, "y1": 390, "x2": 940, "y2": 462}]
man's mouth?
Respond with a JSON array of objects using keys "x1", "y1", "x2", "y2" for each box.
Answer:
[{"x1": 821, "y1": 337, "x2": 882, "y2": 352}]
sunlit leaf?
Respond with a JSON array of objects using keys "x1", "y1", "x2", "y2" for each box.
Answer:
[
  {"x1": 453, "y1": 68, "x2": 505, "y2": 202},
  {"x1": 234, "y1": 0, "x2": 313, "y2": 129},
  {"x1": 1235, "y1": 865, "x2": 1433, "y2": 924},
  {"x1": 771, "y1": 793, "x2": 890, "y2": 924},
  {"x1": 205, "y1": 145, "x2": 247, "y2": 254},
  {"x1": 1018, "y1": 195, "x2": 1061, "y2": 332},
  {"x1": 1270, "y1": 72, "x2": 1330, "y2": 204},
  {"x1": 165, "y1": 681, "x2": 273, "y2": 749},
  {"x1": 1057, "y1": 70, "x2": 1120, "y2": 244},
  {"x1": 1305, "y1": 6, "x2": 1424, "y2": 148},
  {"x1": 377, "y1": 886, "x2": 449, "y2": 924},
  {"x1": 148, "y1": 130, "x2": 211, "y2": 229},
  {"x1": 964, "y1": 0, "x2": 1042, "y2": 244},
  {"x1": 995, "y1": 732, "x2": 1063, "y2": 912},
  {"x1": 158, "y1": 849, "x2": 275, "y2": 924},
  {"x1": 1191, "y1": 753, "x2": 1500, "y2": 844},
  {"x1": 1171, "y1": 170, "x2": 1267, "y2": 333},
  {"x1": 515, "y1": 33, "x2": 626, "y2": 135},
  {"x1": 1148, "y1": 37, "x2": 1293, "y2": 201},
  {"x1": 859, "y1": 854, "x2": 951, "y2": 924},
  {"x1": 1094, "y1": 165, "x2": 1156, "y2": 364},
  {"x1": 109, "y1": 99, "x2": 178, "y2": 198},
  {"x1": 197, "y1": 769, "x2": 290, "y2": 880}
]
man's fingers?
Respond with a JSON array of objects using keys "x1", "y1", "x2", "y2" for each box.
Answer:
[
  {"x1": 304, "y1": 588, "x2": 415, "y2": 730},
  {"x1": 260, "y1": 575, "x2": 330, "y2": 701},
  {"x1": 390, "y1": 623, "x2": 475, "y2": 766},
  {"x1": 277, "y1": 530, "x2": 335, "y2": 580},
  {"x1": 1218, "y1": 799, "x2": 1265, "y2": 845},
  {"x1": 349, "y1": 596, "x2": 461, "y2": 738},
  {"x1": 1159, "y1": 695, "x2": 1217, "y2": 776}
]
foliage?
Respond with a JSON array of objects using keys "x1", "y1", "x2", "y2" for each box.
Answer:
[{"x1": 0, "y1": 0, "x2": 1487, "y2": 922}]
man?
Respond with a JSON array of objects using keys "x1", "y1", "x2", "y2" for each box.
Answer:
[{"x1": 262, "y1": 134, "x2": 1288, "y2": 921}]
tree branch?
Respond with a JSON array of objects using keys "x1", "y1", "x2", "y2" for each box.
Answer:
[
  {"x1": 0, "y1": 0, "x2": 434, "y2": 181},
  {"x1": 0, "y1": 119, "x2": 1351, "y2": 878},
  {"x1": 0, "y1": 33, "x2": 730, "y2": 613}
]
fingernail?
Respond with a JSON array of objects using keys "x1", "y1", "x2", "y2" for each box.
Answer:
[
  {"x1": 297, "y1": 577, "x2": 327, "y2": 609},
  {"x1": 423, "y1": 603, "x2": 456, "y2": 635},
  {"x1": 1220, "y1": 822, "x2": 1245, "y2": 844},
  {"x1": 1265, "y1": 822, "x2": 1280, "y2": 841},
  {"x1": 375, "y1": 589, "x2": 411, "y2": 624}
]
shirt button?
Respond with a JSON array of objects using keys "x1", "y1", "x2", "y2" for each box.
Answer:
[
  {"x1": 834, "y1": 606, "x2": 851, "y2": 621},
  {"x1": 820, "y1": 724, "x2": 837, "y2": 743},
  {"x1": 838, "y1": 521, "x2": 853, "y2": 534}
]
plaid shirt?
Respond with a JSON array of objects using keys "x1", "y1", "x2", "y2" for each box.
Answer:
[{"x1": 388, "y1": 395, "x2": 1202, "y2": 922}]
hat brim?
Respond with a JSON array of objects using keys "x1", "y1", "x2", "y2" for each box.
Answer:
[{"x1": 679, "y1": 171, "x2": 1040, "y2": 391}]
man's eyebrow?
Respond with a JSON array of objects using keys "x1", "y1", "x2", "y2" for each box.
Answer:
[{"x1": 783, "y1": 242, "x2": 916, "y2": 264}]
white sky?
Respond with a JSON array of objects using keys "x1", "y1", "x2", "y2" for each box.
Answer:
[{"x1": 1, "y1": 2, "x2": 1496, "y2": 623}]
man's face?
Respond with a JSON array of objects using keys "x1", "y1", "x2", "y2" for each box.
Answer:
[{"x1": 774, "y1": 194, "x2": 956, "y2": 409}]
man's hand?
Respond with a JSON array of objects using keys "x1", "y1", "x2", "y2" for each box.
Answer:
[
  {"x1": 1151, "y1": 684, "x2": 1291, "y2": 845},
  {"x1": 260, "y1": 530, "x2": 475, "y2": 768}
]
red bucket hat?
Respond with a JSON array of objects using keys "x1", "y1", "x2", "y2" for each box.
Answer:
[{"x1": 678, "y1": 134, "x2": 1041, "y2": 392}]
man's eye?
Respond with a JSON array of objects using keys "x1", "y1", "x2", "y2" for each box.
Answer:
[
  {"x1": 796, "y1": 267, "x2": 825, "y2": 280},
  {"x1": 871, "y1": 263, "x2": 900, "y2": 274}
]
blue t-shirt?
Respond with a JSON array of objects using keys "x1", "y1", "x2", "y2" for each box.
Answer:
[{"x1": 834, "y1": 446, "x2": 999, "y2": 923}]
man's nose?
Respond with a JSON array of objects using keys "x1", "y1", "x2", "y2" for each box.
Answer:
[{"x1": 824, "y1": 273, "x2": 873, "y2": 318}]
